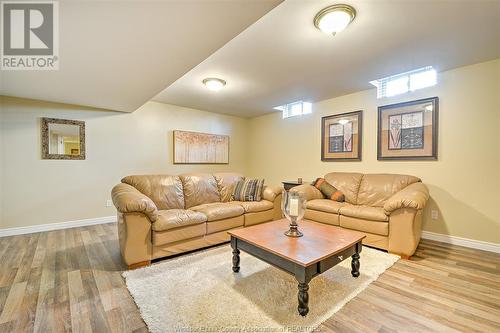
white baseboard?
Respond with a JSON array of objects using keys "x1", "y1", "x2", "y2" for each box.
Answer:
[
  {"x1": 421, "y1": 231, "x2": 500, "y2": 254},
  {"x1": 0, "y1": 216, "x2": 117, "y2": 237}
]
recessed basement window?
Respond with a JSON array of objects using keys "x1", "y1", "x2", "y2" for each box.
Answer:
[
  {"x1": 274, "y1": 101, "x2": 312, "y2": 119},
  {"x1": 370, "y1": 66, "x2": 437, "y2": 99}
]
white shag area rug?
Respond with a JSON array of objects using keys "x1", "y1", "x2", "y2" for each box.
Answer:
[{"x1": 123, "y1": 245, "x2": 399, "y2": 333}]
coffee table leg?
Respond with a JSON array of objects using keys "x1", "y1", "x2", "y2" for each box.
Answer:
[
  {"x1": 294, "y1": 265, "x2": 317, "y2": 316},
  {"x1": 231, "y1": 237, "x2": 240, "y2": 273},
  {"x1": 232, "y1": 249, "x2": 240, "y2": 272},
  {"x1": 295, "y1": 266, "x2": 314, "y2": 316},
  {"x1": 351, "y1": 253, "x2": 360, "y2": 277},
  {"x1": 297, "y1": 282, "x2": 309, "y2": 316}
]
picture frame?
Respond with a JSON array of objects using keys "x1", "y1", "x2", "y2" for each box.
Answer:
[
  {"x1": 321, "y1": 110, "x2": 362, "y2": 161},
  {"x1": 41, "y1": 117, "x2": 86, "y2": 160},
  {"x1": 173, "y1": 130, "x2": 229, "y2": 164},
  {"x1": 377, "y1": 97, "x2": 438, "y2": 160}
]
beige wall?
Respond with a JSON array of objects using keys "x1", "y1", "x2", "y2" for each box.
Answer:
[
  {"x1": 248, "y1": 59, "x2": 500, "y2": 243},
  {"x1": 0, "y1": 98, "x2": 249, "y2": 229},
  {"x1": 1, "y1": 60, "x2": 499, "y2": 244}
]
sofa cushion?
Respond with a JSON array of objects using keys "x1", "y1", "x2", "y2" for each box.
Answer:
[
  {"x1": 121, "y1": 175, "x2": 184, "y2": 210},
  {"x1": 357, "y1": 174, "x2": 421, "y2": 207},
  {"x1": 313, "y1": 178, "x2": 345, "y2": 202},
  {"x1": 340, "y1": 216, "x2": 389, "y2": 236},
  {"x1": 190, "y1": 202, "x2": 244, "y2": 221},
  {"x1": 324, "y1": 172, "x2": 363, "y2": 204},
  {"x1": 339, "y1": 205, "x2": 389, "y2": 222},
  {"x1": 213, "y1": 173, "x2": 245, "y2": 202},
  {"x1": 232, "y1": 178, "x2": 264, "y2": 201},
  {"x1": 180, "y1": 173, "x2": 220, "y2": 208},
  {"x1": 232, "y1": 200, "x2": 273, "y2": 213},
  {"x1": 152, "y1": 209, "x2": 207, "y2": 232},
  {"x1": 306, "y1": 199, "x2": 347, "y2": 214}
]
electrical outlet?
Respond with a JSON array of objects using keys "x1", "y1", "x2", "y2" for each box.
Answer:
[
  {"x1": 431, "y1": 210, "x2": 438, "y2": 220},
  {"x1": 106, "y1": 199, "x2": 113, "y2": 207}
]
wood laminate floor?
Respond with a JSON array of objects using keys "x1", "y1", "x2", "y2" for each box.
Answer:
[{"x1": 0, "y1": 223, "x2": 498, "y2": 333}]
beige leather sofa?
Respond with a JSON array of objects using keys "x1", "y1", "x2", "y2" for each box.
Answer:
[
  {"x1": 291, "y1": 173, "x2": 429, "y2": 258},
  {"x1": 111, "y1": 173, "x2": 282, "y2": 268}
]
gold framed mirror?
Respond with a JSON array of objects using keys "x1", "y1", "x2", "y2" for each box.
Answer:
[{"x1": 41, "y1": 118, "x2": 86, "y2": 160}]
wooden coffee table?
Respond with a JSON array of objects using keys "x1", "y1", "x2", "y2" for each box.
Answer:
[{"x1": 228, "y1": 219, "x2": 365, "y2": 316}]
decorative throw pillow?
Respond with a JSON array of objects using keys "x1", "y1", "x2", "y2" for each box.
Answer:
[
  {"x1": 231, "y1": 179, "x2": 264, "y2": 202},
  {"x1": 313, "y1": 178, "x2": 345, "y2": 202}
]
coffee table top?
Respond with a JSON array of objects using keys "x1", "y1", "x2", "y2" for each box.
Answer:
[{"x1": 228, "y1": 219, "x2": 365, "y2": 267}]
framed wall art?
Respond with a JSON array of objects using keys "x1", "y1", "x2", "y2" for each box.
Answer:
[
  {"x1": 321, "y1": 110, "x2": 362, "y2": 161},
  {"x1": 377, "y1": 97, "x2": 438, "y2": 160},
  {"x1": 173, "y1": 130, "x2": 229, "y2": 164}
]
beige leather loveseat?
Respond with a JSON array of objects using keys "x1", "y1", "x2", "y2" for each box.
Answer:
[
  {"x1": 291, "y1": 173, "x2": 429, "y2": 258},
  {"x1": 112, "y1": 173, "x2": 281, "y2": 268}
]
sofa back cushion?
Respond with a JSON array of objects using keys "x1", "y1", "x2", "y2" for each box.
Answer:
[
  {"x1": 213, "y1": 173, "x2": 245, "y2": 202},
  {"x1": 180, "y1": 173, "x2": 221, "y2": 208},
  {"x1": 357, "y1": 174, "x2": 421, "y2": 207},
  {"x1": 121, "y1": 175, "x2": 184, "y2": 210},
  {"x1": 324, "y1": 172, "x2": 363, "y2": 204}
]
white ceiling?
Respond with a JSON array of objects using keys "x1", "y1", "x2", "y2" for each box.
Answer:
[
  {"x1": 154, "y1": 0, "x2": 500, "y2": 117},
  {"x1": 0, "y1": 0, "x2": 282, "y2": 112}
]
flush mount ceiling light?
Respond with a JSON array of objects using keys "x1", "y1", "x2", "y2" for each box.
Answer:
[
  {"x1": 314, "y1": 4, "x2": 356, "y2": 35},
  {"x1": 202, "y1": 78, "x2": 226, "y2": 91}
]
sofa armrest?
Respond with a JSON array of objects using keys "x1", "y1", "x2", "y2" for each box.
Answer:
[
  {"x1": 290, "y1": 184, "x2": 324, "y2": 201},
  {"x1": 388, "y1": 208, "x2": 423, "y2": 258},
  {"x1": 112, "y1": 183, "x2": 158, "y2": 222},
  {"x1": 384, "y1": 182, "x2": 429, "y2": 215},
  {"x1": 261, "y1": 185, "x2": 283, "y2": 220},
  {"x1": 262, "y1": 185, "x2": 282, "y2": 202},
  {"x1": 117, "y1": 212, "x2": 152, "y2": 266}
]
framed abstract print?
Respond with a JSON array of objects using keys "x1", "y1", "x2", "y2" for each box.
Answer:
[
  {"x1": 377, "y1": 97, "x2": 438, "y2": 160},
  {"x1": 173, "y1": 130, "x2": 229, "y2": 164},
  {"x1": 321, "y1": 110, "x2": 362, "y2": 161}
]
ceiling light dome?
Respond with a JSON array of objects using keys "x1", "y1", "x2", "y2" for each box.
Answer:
[
  {"x1": 314, "y1": 4, "x2": 356, "y2": 35},
  {"x1": 202, "y1": 78, "x2": 226, "y2": 91}
]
